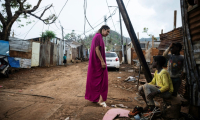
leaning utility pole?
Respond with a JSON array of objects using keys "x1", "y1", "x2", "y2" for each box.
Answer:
[
  {"x1": 116, "y1": 0, "x2": 152, "y2": 82},
  {"x1": 119, "y1": 10, "x2": 124, "y2": 63}
]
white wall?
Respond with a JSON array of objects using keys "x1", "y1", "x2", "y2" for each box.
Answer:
[{"x1": 127, "y1": 48, "x2": 131, "y2": 65}]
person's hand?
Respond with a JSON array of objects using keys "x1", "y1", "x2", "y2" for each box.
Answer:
[
  {"x1": 147, "y1": 91, "x2": 158, "y2": 99},
  {"x1": 101, "y1": 61, "x2": 106, "y2": 69}
]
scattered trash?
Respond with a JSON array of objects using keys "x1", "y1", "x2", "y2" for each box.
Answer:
[
  {"x1": 65, "y1": 117, "x2": 69, "y2": 120},
  {"x1": 18, "y1": 90, "x2": 22, "y2": 92},
  {"x1": 103, "y1": 108, "x2": 129, "y2": 120},
  {"x1": 116, "y1": 104, "x2": 128, "y2": 108},
  {"x1": 128, "y1": 70, "x2": 134, "y2": 72},
  {"x1": 30, "y1": 89, "x2": 33, "y2": 91},
  {"x1": 134, "y1": 114, "x2": 141, "y2": 120},
  {"x1": 0, "y1": 86, "x2": 3, "y2": 88},
  {"x1": 117, "y1": 77, "x2": 121, "y2": 79},
  {"x1": 119, "y1": 72, "x2": 121, "y2": 73},
  {"x1": 134, "y1": 96, "x2": 145, "y2": 104},
  {"x1": 124, "y1": 76, "x2": 136, "y2": 82}
]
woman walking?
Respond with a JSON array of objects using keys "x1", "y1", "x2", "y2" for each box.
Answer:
[{"x1": 85, "y1": 25, "x2": 110, "y2": 107}]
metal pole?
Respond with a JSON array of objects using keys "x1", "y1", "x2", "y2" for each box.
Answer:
[
  {"x1": 116, "y1": 0, "x2": 152, "y2": 82},
  {"x1": 104, "y1": 15, "x2": 107, "y2": 47},
  {"x1": 61, "y1": 26, "x2": 65, "y2": 54},
  {"x1": 119, "y1": 10, "x2": 124, "y2": 63}
]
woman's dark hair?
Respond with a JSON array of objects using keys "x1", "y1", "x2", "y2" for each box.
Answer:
[
  {"x1": 153, "y1": 56, "x2": 166, "y2": 67},
  {"x1": 97, "y1": 25, "x2": 110, "y2": 34}
]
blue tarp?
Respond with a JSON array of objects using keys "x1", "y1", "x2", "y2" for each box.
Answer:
[
  {"x1": 0, "y1": 40, "x2": 9, "y2": 56},
  {"x1": 7, "y1": 57, "x2": 20, "y2": 68}
]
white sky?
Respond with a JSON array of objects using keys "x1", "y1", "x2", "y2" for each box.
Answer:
[{"x1": 9, "y1": 0, "x2": 182, "y2": 40}]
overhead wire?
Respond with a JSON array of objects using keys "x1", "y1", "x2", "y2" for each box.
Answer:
[
  {"x1": 126, "y1": 0, "x2": 131, "y2": 8},
  {"x1": 105, "y1": 0, "x2": 116, "y2": 32},
  {"x1": 57, "y1": 0, "x2": 69, "y2": 19},
  {"x1": 24, "y1": 20, "x2": 40, "y2": 39},
  {"x1": 84, "y1": 0, "x2": 94, "y2": 31},
  {"x1": 81, "y1": 7, "x2": 118, "y2": 36}
]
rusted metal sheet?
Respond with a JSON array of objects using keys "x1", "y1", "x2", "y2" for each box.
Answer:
[
  {"x1": 116, "y1": 0, "x2": 152, "y2": 82},
  {"x1": 9, "y1": 50, "x2": 32, "y2": 59},
  {"x1": 188, "y1": 6, "x2": 200, "y2": 42},
  {"x1": 39, "y1": 43, "x2": 50, "y2": 67},
  {"x1": 31, "y1": 42, "x2": 40, "y2": 67},
  {"x1": 53, "y1": 44, "x2": 57, "y2": 66},
  {"x1": 72, "y1": 48, "x2": 77, "y2": 59},
  {"x1": 158, "y1": 27, "x2": 184, "y2": 50},
  {"x1": 181, "y1": 0, "x2": 200, "y2": 106}
]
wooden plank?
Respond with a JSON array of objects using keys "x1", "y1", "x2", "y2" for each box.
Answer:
[{"x1": 9, "y1": 50, "x2": 32, "y2": 59}]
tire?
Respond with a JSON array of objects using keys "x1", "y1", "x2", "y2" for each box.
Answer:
[{"x1": 116, "y1": 68, "x2": 119, "y2": 71}]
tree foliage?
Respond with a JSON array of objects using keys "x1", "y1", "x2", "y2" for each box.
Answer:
[
  {"x1": 143, "y1": 27, "x2": 157, "y2": 41},
  {"x1": 41, "y1": 30, "x2": 56, "y2": 40},
  {"x1": 64, "y1": 30, "x2": 81, "y2": 41},
  {"x1": 0, "y1": 0, "x2": 57, "y2": 40}
]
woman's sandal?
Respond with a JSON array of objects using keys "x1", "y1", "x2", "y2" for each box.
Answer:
[{"x1": 98, "y1": 102, "x2": 107, "y2": 107}]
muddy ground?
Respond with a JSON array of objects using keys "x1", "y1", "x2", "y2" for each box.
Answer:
[{"x1": 0, "y1": 62, "x2": 188, "y2": 120}]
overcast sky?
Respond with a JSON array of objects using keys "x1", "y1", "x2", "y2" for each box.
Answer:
[{"x1": 9, "y1": 0, "x2": 182, "y2": 40}]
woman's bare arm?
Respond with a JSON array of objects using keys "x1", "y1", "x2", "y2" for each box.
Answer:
[{"x1": 95, "y1": 46, "x2": 106, "y2": 68}]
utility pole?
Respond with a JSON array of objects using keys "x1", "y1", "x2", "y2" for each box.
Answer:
[
  {"x1": 104, "y1": 15, "x2": 107, "y2": 47},
  {"x1": 119, "y1": 10, "x2": 124, "y2": 63},
  {"x1": 61, "y1": 25, "x2": 65, "y2": 55}
]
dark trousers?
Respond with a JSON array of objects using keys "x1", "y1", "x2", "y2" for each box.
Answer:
[{"x1": 171, "y1": 77, "x2": 181, "y2": 96}]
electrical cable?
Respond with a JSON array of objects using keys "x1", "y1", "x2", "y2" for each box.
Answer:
[
  {"x1": 57, "y1": 0, "x2": 69, "y2": 19},
  {"x1": 126, "y1": 0, "x2": 131, "y2": 8},
  {"x1": 24, "y1": 20, "x2": 39, "y2": 39},
  {"x1": 106, "y1": 0, "x2": 116, "y2": 31}
]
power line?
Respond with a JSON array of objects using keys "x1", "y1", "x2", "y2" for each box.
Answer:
[
  {"x1": 126, "y1": 0, "x2": 131, "y2": 8},
  {"x1": 24, "y1": 20, "x2": 39, "y2": 39},
  {"x1": 57, "y1": 0, "x2": 69, "y2": 19},
  {"x1": 84, "y1": 0, "x2": 94, "y2": 31},
  {"x1": 105, "y1": 0, "x2": 116, "y2": 31},
  {"x1": 82, "y1": 8, "x2": 118, "y2": 36},
  {"x1": 49, "y1": 8, "x2": 60, "y2": 30}
]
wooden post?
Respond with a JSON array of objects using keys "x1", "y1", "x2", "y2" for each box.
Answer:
[
  {"x1": 152, "y1": 35, "x2": 154, "y2": 48},
  {"x1": 161, "y1": 29, "x2": 163, "y2": 34},
  {"x1": 116, "y1": 0, "x2": 152, "y2": 82},
  {"x1": 174, "y1": 10, "x2": 177, "y2": 29},
  {"x1": 137, "y1": 32, "x2": 140, "y2": 43}
]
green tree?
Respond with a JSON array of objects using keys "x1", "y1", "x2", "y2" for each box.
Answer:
[
  {"x1": 0, "y1": 0, "x2": 57, "y2": 40},
  {"x1": 41, "y1": 30, "x2": 56, "y2": 42},
  {"x1": 64, "y1": 30, "x2": 81, "y2": 41},
  {"x1": 143, "y1": 27, "x2": 157, "y2": 41}
]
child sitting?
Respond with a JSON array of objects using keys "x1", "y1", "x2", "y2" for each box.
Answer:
[{"x1": 131, "y1": 56, "x2": 174, "y2": 115}]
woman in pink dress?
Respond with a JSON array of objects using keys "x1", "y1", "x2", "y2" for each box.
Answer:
[{"x1": 85, "y1": 25, "x2": 110, "y2": 107}]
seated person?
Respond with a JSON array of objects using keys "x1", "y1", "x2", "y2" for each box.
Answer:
[{"x1": 138, "y1": 56, "x2": 173, "y2": 112}]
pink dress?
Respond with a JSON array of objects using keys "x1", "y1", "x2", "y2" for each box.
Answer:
[{"x1": 85, "y1": 33, "x2": 108, "y2": 102}]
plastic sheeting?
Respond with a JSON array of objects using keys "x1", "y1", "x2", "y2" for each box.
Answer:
[
  {"x1": 0, "y1": 40, "x2": 9, "y2": 56},
  {"x1": 7, "y1": 57, "x2": 20, "y2": 68},
  {"x1": 7, "y1": 57, "x2": 31, "y2": 68}
]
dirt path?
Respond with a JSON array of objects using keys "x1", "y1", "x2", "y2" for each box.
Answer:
[{"x1": 0, "y1": 62, "x2": 143, "y2": 120}]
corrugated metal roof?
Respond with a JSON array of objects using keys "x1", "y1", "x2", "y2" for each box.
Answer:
[
  {"x1": 158, "y1": 27, "x2": 183, "y2": 50},
  {"x1": 188, "y1": 6, "x2": 200, "y2": 42}
]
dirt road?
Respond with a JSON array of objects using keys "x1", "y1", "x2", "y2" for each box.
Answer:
[{"x1": 0, "y1": 62, "x2": 143, "y2": 120}]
